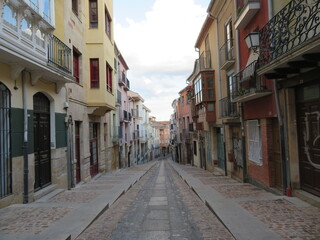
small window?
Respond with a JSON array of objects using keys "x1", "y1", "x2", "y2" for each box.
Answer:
[
  {"x1": 247, "y1": 120, "x2": 262, "y2": 166},
  {"x1": 72, "y1": 0, "x2": 78, "y2": 15},
  {"x1": 105, "y1": 8, "x2": 111, "y2": 37},
  {"x1": 193, "y1": 141, "x2": 197, "y2": 155},
  {"x1": 89, "y1": 0, "x2": 98, "y2": 28},
  {"x1": 106, "y1": 63, "x2": 112, "y2": 92},
  {"x1": 90, "y1": 59, "x2": 99, "y2": 88},
  {"x1": 73, "y1": 48, "x2": 81, "y2": 83}
]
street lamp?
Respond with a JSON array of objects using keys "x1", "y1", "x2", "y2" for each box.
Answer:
[{"x1": 244, "y1": 32, "x2": 259, "y2": 53}]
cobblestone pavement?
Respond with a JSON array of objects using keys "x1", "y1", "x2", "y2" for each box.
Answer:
[
  {"x1": 77, "y1": 159, "x2": 234, "y2": 240},
  {"x1": 0, "y1": 162, "x2": 155, "y2": 240},
  {"x1": 178, "y1": 164, "x2": 320, "y2": 240}
]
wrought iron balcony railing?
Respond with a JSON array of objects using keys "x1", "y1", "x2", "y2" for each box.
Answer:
[
  {"x1": 258, "y1": 0, "x2": 320, "y2": 68},
  {"x1": 232, "y1": 61, "x2": 269, "y2": 101},
  {"x1": 48, "y1": 35, "x2": 72, "y2": 74},
  {"x1": 219, "y1": 39, "x2": 235, "y2": 69},
  {"x1": 219, "y1": 97, "x2": 239, "y2": 118}
]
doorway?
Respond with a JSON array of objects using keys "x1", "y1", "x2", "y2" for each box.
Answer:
[{"x1": 33, "y1": 92, "x2": 51, "y2": 191}]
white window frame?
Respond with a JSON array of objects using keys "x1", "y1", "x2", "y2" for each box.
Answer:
[{"x1": 247, "y1": 120, "x2": 262, "y2": 166}]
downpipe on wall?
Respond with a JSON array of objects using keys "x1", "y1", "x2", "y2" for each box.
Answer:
[{"x1": 22, "y1": 70, "x2": 28, "y2": 204}]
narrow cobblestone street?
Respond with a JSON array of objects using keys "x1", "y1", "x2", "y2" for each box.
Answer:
[{"x1": 77, "y1": 159, "x2": 233, "y2": 240}]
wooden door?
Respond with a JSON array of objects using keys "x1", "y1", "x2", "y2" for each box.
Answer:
[
  {"x1": 297, "y1": 99, "x2": 320, "y2": 196},
  {"x1": 34, "y1": 93, "x2": 51, "y2": 191}
]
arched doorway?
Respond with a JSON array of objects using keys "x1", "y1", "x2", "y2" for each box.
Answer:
[
  {"x1": 33, "y1": 92, "x2": 51, "y2": 191},
  {"x1": 0, "y1": 82, "x2": 11, "y2": 197}
]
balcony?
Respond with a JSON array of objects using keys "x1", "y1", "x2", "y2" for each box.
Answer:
[
  {"x1": 188, "y1": 51, "x2": 213, "y2": 82},
  {"x1": 132, "y1": 109, "x2": 142, "y2": 119},
  {"x1": 182, "y1": 129, "x2": 191, "y2": 140},
  {"x1": 258, "y1": 0, "x2": 320, "y2": 78},
  {"x1": 0, "y1": 1, "x2": 74, "y2": 90},
  {"x1": 232, "y1": 61, "x2": 272, "y2": 102},
  {"x1": 119, "y1": 72, "x2": 130, "y2": 90},
  {"x1": 235, "y1": 0, "x2": 261, "y2": 29},
  {"x1": 219, "y1": 97, "x2": 240, "y2": 118},
  {"x1": 132, "y1": 130, "x2": 140, "y2": 140},
  {"x1": 48, "y1": 35, "x2": 72, "y2": 75},
  {"x1": 220, "y1": 40, "x2": 235, "y2": 70}
]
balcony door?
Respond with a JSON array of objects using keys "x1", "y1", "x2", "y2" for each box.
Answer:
[{"x1": 34, "y1": 92, "x2": 51, "y2": 191}]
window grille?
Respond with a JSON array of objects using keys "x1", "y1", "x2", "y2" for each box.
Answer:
[
  {"x1": 247, "y1": 120, "x2": 262, "y2": 166},
  {"x1": 0, "y1": 82, "x2": 12, "y2": 198}
]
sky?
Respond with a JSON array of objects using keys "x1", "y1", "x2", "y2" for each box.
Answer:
[{"x1": 114, "y1": 0, "x2": 210, "y2": 121}]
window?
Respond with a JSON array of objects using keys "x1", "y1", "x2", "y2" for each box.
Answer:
[
  {"x1": 106, "y1": 63, "x2": 112, "y2": 92},
  {"x1": 73, "y1": 48, "x2": 81, "y2": 83},
  {"x1": 89, "y1": 0, "x2": 98, "y2": 28},
  {"x1": 193, "y1": 141, "x2": 197, "y2": 155},
  {"x1": 72, "y1": 0, "x2": 78, "y2": 15},
  {"x1": 194, "y1": 77, "x2": 202, "y2": 104},
  {"x1": 43, "y1": 0, "x2": 51, "y2": 22},
  {"x1": 247, "y1": 120, "x2": 262, "y2": 166},
  {"x1": 0, "y1": 82, "x2": 12, "y2": 198},
  {"x1": 90, "y1": 59, "x2": 99, "y2": 88},
  {"x1": 105, "y1": 8, "x2": 111, "y2": 37}
]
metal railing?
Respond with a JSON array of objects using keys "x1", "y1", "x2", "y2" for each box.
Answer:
[
  {"x1": 258, "y1": 0, "x2": 320, "y2": 68},
  {"x1": 133, "y1": 130, "x2": 140, "y2": 139},
  {"x1": 219, "y1": 39, "x2": 235, "y2": 67},
  {"x1": 48, "y1": 35, "x2": 72, "y2": 74},
  {"x1": 232, "y1": 61, "x2": 267, "y2": 99},
  {"x1": 219, "y1": 97, "x2": 239, "y2": 118},
  {"x1": 132, "y1": 109, "x2": 140, "y2": 118}
]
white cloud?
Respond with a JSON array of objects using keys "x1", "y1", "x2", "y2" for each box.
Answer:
[{"x1": 115, "y1": 0, "x2": 207, "y2": 121}]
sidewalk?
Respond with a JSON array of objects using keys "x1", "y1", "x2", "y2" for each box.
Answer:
[
  {"x1": 0, "y1": 161, "x2": 156, "y2": 240},
  {"x1": 169, "y1": 160, "x2": 320, "y2": 240}
]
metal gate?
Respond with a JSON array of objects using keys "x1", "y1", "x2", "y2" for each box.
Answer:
[
  {"x1": 296, "y1": 85, "x2": 320, "y2": 196},
  {"x1": 34, "y1": 92, "x2": 51, "y2": 191},
  {"x1": 89, "y1": 123, "x2": 99, "y2": 177},
  {"x1": 0, "y1": 82, "x2": 11, "y2": 198}
]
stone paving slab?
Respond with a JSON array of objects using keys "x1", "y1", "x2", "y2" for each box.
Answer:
[
  {"x1": 0, "y1": 161, "x2": 156, "y2": 240},
  {"x1": 169, "y1": 160, "x2": 320, "y2": 240}
]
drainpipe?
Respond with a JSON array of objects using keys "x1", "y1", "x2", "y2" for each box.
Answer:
[
  {"x1": 22, "y1": 70, "x2": 28, "y2": 204},
  {"x1": 70, "y1": 117, "x2": 74, "y2": 188},
  {"x1": 240, "y1": 103, "x2": 247, "y2": 182},
  {"x1": 273, "y1": 80, "x2": 289, "y2": 195}
]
